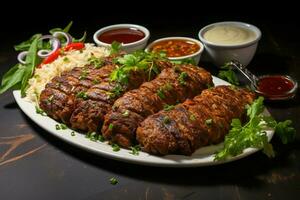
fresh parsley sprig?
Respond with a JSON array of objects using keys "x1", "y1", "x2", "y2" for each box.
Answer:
[
  {"x1": 214, "y1": 97, "x2": 296, "y2": 161},
  {"x1": 218, "y1": 62, "x2": 240, "y2": 85}
]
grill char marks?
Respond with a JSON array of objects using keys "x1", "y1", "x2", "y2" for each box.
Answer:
[
  {"x1": 102, "y1": 65, "x2": 213, "y2": 148},
  {"x1": 69, "y1": 60, "x2": 173, "y2": 132},
  {"x1": 39, "y1": 56, "x2": 117, "y2": 125},
  {"x1": 136, "y1": 86, "x2": 256, "y2": 155}
]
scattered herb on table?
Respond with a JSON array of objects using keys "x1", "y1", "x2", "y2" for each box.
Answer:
[
  {"x1": 214, "y1": 96, "x2": 296, "y2": 161},
  {"x1": 110, "y1": 177, "x2": 118, "y2": 185}
]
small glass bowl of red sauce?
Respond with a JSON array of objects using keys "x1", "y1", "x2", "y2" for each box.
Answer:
[
  {"x1": 254, "y1": 75, "x2": 298, "y2": 100},
  {"x1": 93, "y1": 24, "x2": 150, "y2": 53},
  {"x1": 145, "y1": 37, "x2": 204, "y2": 65}
]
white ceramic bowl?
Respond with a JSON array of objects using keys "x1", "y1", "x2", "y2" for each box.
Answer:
[
  {"x1": 93, "y1": 24, "x2": 150, "y2": 53},
  {"x1": 145, "y1": 37, "x2": 204, "y2": 65},
  {"x1": 198, "y1": 21, "x2": 261, "y2": 67}
]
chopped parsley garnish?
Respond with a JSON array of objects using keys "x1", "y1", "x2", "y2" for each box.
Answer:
[
  {"x1": 122, "y1": 110, "x2": 129, "y2": 117},
  {"x1": 110, "y1": 177, "x2": 118, "y2": 185},
  {"x1": 110, "y1": 84, "x2": 123, "y2": 98},
  {"x1": 92, "y1": 79, "x2": 100, "y2": 84},
  {"x1": 46, "y1": 95, "x2": 54, "y2": 104},
  {"x1": 171, "y1": 58, "x2": 196, "y2": 65},
  {"x1": 88, "y1": 55, "x2": 104, "y2": 69},
  {"x1": 205, "y1": 119, "x2": 213, "y2": 126},
  {"x1": 130, "y1": 145, "x2": 141, "y2": 155},
  {"x1": 190, "y1": 114, "x2": 196, "y2": 121},
  {"x1": 214, "y1": 97, "x2": 296, "y2": 161},
  {"x1": 109, "y1": 51, "x2": 166, "y2": 88},
  {"x1": 76, "y1": 91, "x2": 88, "y2": 100},
  {"x1": 108, "y1": 123, "x2": 114, "y2": 131},
  {"x1": 55, "y1": 123, "x2": 68, "y2": 130},
  {"x1": 98, "y1": 135, "x2": 105, "y2": 142},
  {"x1": 178, "y1": 72, "x2": 188, "y2": 86},
  {"x1": 63, "y1": 57, "x2": 70, "y2": 63},
  {"x1": 112, "y1": 143, "x2": 120, "y2": 152},
  {"x1": 35, "y1": 106, "x2": 46, "y2": 116},
  {"x1": 157, "y1": 88, "x2": 166, "y2": 99},
  {"x1": 79, "y1": 69, "x2": 89, "y2": 80},
  {"x1": 163, "y1": 104, "x2": 175, "y2": 111},
  {"x1": 60, "y1": 123, "x2": 68, "y2": 130},
  {"x1": 163, "y1": 116, "x2": 171, "y2": 124},
  {"x1": 157, "y1": 83, "x2": 173, "y2": 99}
]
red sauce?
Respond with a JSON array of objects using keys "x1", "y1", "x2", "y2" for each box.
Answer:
[
  {"x1": 257, "y1": 75, "x2": 295, "y2": 98},
  {"x1": 98, "y1": 28, "x2": 145, "y2": 44}
]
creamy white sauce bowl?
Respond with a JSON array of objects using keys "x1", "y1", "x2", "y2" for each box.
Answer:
[{"x1": 199, "y1": 21, "x2": 261, "y2": 67}]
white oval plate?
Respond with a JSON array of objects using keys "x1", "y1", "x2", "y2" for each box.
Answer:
[{"x1": 13, "y1": 76, "x2": 274, "y2": 167}]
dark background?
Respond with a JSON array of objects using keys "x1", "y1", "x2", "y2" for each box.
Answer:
[{"x1": 0, "y1": 1, "x2": 299, "y2": 200}]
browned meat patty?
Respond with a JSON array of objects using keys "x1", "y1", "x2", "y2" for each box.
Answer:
[
  {"x1": 136, "y1": 85, "x2": 256, "y2": 155},
  {"x1": 69, "y1": 60, "x2": 173, "y2": 132},
  {"x1": 39, "y1": 56, "x2": 117, "y2": 125},
  {"x1": 102, "y1": 64, "x2": 213, "y2": 148}
]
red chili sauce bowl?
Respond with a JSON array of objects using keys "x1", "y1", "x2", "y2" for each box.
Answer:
[
  {"x1": 255, "y1": 75, "x2": 298, "y2": 100},
  {"x1": 93, "y1": 24, "x2": 150, "y2": 53}
]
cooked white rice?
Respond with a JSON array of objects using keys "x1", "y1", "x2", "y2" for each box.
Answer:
[{"x1": 26, "y1": 43, "x2": 110, "y2": 103}]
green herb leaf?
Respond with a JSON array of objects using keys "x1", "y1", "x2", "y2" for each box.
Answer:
[
  {"x1": 76, "y1": 91, "x2": 88, "y2": 100},
  {"x1": 171, "y1": 58, "x2": 196, "y2": 65},
  {"x1": 163, "y1": 104, "x2": 175, "y2": 111},
  {"x1": 275, "y1": 120, "x2": 296, "y2": 144},
  {"x1": 108, "y1": 123, "x2": 114, "y2": 131},
  {"x1": 163, "y1": 116, "x2": 171, "y2": 124},
  {"x1": 190, "y1": 114, "x2": 196, "y2": 121},
  {"x1": 214, "y1": 96, "x2": 295, "y2": 161},
  {"x1": 110, "y1": 177, "x2": 118, "y2": 185},
  {"x1": 178, "y1": 72, "x2": 188, "y2": 86},
  {"x1": 72, "y1": 31, "x2": 87, "y2": 43},
  {"x1": 218, "y1": 69, "x2": 239, "y2": 85},
  {"x1": 110, "y1": 41, "x2": 121, "y2": 55},
  {"x1": 122, "y1": 110, "x2": 129, "y2": 117},
  {"x1": 130, "y1": 145, "x2": 141, "y2": 155},
  {"x1": 14, "y1": 34, "x2": 42, "y2": 51},
  {"x1": 35, "y1": 106, "x2": 46, "y2": 116},
  {"x1": 112, "y1": 143, "x2": 120, "y2": 151},
  {"x1": 157, "y1": 89, "x2": 165, "y2": 99},
  {"x1": 21, "y1": 36, "x2": 40, "y2": 97},
  {"x1": 88, "y1": 55, "x2": 104, "y2": 69},
  {"x1": 0, "y1": 64, "x2": 26, "y2": 94},
  {"x1": 205, "y1": 118, "x2": 213, "y2": 125}
]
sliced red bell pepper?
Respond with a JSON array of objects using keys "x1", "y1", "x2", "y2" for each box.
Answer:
[
  {"x1": 39, "y1": 43, "x2": 85, "y2": 67},
  {"x1": 64, "y1": 42, "x2": 85, "y2": 51}
]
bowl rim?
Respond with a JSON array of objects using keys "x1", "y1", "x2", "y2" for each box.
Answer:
[
  {"x1": 145, "y1": 36, "x2": 204, "y2": 60},
  {"x1": 93, "y1": 24, "x2": 150, "y2": 47},
  {"x1": 254, "y1": 75, "x2": 298, "y2": 100},
  {"x1": 198, "y1": 21, "x2": 262, "y2": 48}
]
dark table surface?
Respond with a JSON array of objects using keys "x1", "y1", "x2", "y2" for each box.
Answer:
[{"x1": 0, "y1": 9, "x2": 299, "y2": 200}]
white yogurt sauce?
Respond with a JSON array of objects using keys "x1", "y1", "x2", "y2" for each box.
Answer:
[{"x1": 203, "y1": 25, "x2": 256, "y2": 45}]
